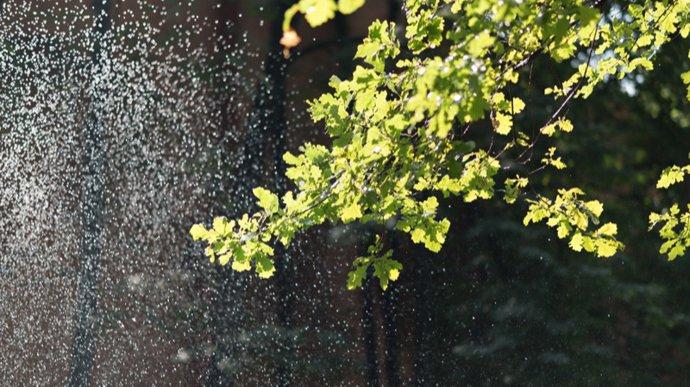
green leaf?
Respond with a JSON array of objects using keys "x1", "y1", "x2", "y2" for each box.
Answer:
[
  {"x1": 232, "y1": 259, "x2": 251, "y2": 272},
  {"x1": 213, "y1": 217, "x2": 232, "y2": 236},
  {"x1": 219, "y1": 253, "x2": 232, "y2": 266},
  {"x1": 341, "y1": 202, "x2": 363, "y2": 223},
  {"x1": 346, "y1": 263, "x2": 368, "y2": 290},
  {"x1": 372, "y1": 258, "x2": 402, "y2": 290},
  {"x1": 493, "y1": 112, "x2": 512, "y2": 135},
  {"x1": 467, "y1": 30, "x2": 495, "y2": 57},
  {"x1": 338, "y1": 0, "x2": 364, "y2": 14},
  {"x1": 657, "y1": 166, "x2": 686, "y2": 189},
  {"x1": 595, "y1": 239, "x2": 619, "y2": 258},
  {"x1": 569, "y1": 232, "x2": 584, "y2": 252},
  {"x1": 584, "y1": 200, "x2": 604, "y2": 218},
  {"x1": 256, "y1": 255, "x2": 276, "y2": 278},
  {"x1": 504, "y1": 176, "x2": 528, "y2": 205},
  {"x1": 253, "y1": 187, "x2": 280, "y2": 215},
  {"x1": 596, "y1": 223, "x2": 618, "y2": 237},
  {"x1": 189, "y1": 224, "x2": 208, "y2": 241},
  {"x1": 298, "y1": 0, "x2": 337, "y2": 27}
]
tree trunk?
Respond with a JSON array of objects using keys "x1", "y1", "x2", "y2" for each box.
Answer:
[
  {"x1": 206, "y1": 1, "x2": 291, "y2": 385},
  {"x1": 263, "y1": 2, "x2": 292, "y2": 386},
  {"x1": 383, "y1": 285, "x2": 401, "y2": 387},
  {"x1": 362, "y1": 265, "x2": 381, "y2": 387},
  {"x1": 205, "y1": 1, "x2": 245, "y2": 386},
  {"x1": 69, "y1": 1, "x2": 110, "y2": 385},
  {"x1": 412, "y1": 249, "x2": 433, "y2": 387},
  {"x1": 382, "y1": 236, "x2": 401, "y2": 387}
]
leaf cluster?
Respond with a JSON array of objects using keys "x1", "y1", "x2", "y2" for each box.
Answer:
[{"x1": 192, "y1": 0, "x2": 690, "y2": 289}]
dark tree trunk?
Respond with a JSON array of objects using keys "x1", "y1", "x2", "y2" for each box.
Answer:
[
  {"x1": 263, "y1": 2, "x2": 292, "y2": 386},
  {"x1": 205, "y1": 2, "x2": 246, "y2": 386},
  {"x1": 383, "y1": 285, "x2": 401, "y2": 387},
  {"x1": 362, "y1": 266, "x2": 381, "y2": 387},
  {"x1": 412, "y1": 250, "x2": 433, "y2": 387},
  {"x1": 206, "y1": 263, "x2": 248, "y2": 385},
  {"x1": 382, "y1": 236, "x2": 401, "y2": 387},
  {"x1": 206, "y1": 1, "x2": 291, "y2": 385},
  {"x1": 69, "y1": 1, "x2": 111, "y2": 385},
  {"x1": 389, "y1": 0, "x2": 401, "y2": 22}
]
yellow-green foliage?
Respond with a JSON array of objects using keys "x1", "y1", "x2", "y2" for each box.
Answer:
[
  {"x1": 650, "y1": 155, "x2": 690, "y2": 260},
  {"x1": 523, "y1": 188, "x2": 623, "y2": 258},
  {"x1": 346, "y1": 236, "x2": 402, "y2": 290},
  {"x1": 193, "y1": 0, "x2": 690, "y2": 289},
  {"x1": 283, "y1": 0, "x2": 365, "y2": 31}
]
